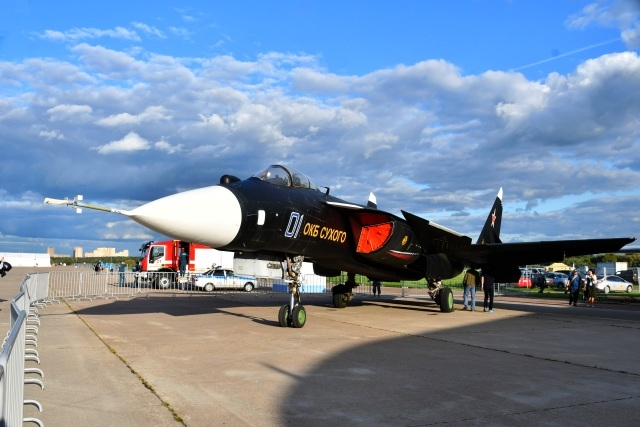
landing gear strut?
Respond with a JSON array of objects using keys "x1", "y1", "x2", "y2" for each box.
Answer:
[
  {"x1": 278, "y1": 255, "x2": 307, "y2": 328},
  {"x1": 427, "y1": 279, "x2": 454, "y2": 313},
  {"x1": 331, "y1": 272, "x2": 357, "y2": 309}
]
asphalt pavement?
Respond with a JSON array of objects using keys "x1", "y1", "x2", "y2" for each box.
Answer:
[{"x1": 3, "y1": 266, "x2": 640, "y2": 426}]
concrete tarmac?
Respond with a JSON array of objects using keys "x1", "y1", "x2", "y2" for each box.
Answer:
[{"x1": 4, "y1": 267, "x2": 640, "y2": 426}]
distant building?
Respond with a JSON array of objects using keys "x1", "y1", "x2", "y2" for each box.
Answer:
[
  {"x1": 84, "y1": 247, "x2": 129, "y2": 257},
  {"x1": 73, "y1": 247, "x2": 83, "y2": 258},
  {"x1": 47, "y1": 246, "x2": 71, "y2": 257}
]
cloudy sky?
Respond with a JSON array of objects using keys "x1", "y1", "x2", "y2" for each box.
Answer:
[{"x1": 1, "y1": 0, "x2": 639, "y2": 257}]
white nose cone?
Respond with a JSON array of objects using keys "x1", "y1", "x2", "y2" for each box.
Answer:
[{"x1": 129, "y1": 185, "x2": 242, "y2": 248}]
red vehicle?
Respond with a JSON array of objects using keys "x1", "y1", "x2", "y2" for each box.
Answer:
[{"x1": 136, "y1": 240, "x2": 221, "y2": 288}]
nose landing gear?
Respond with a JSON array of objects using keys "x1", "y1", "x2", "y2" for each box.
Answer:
[{"x1": 278, "y1": 255, "x2": 307, "y2": 328}]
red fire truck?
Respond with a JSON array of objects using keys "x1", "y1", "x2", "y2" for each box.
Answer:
[{"x1": 135, "y1": 240, "x2": 228, "y2": 288}]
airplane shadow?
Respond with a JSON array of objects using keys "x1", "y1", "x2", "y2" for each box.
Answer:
[
  {"x1": 64, "y1": 291, "x2": 448, "y2": 320},
  {"x1": 35, "y1": 281, "x2": 640, "y2": 426}
]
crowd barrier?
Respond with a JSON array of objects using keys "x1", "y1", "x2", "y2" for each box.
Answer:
[
  {"x1": 44, "y1": 269, "x2": 467, "y2": 301},
  {"x1": 0, "y1": 273, "x2": 48, "y2": 427},
  {"x1": 44, "y1": 269, "x2": 518, "y2": 302}
]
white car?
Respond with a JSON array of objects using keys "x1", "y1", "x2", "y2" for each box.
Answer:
[
  {"x1": 190, "y1": 268, "x2": 255, "y2": 292},
  {"x1": 596, "y1": 275, "x2": 634, "y2": 294}
]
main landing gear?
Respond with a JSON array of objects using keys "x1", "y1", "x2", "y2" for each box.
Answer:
[
  {"x1": 331, "y1": 272, "x2": 357, "y2": 309},
  {"x1": 428, "y1": 279, "x2": 454, "y2": 313},
  {"x1": 330, "y1": 274, "x2": 454, "y2": 313},
  {"x1": 278, "y1": 255, "x2": 307, "y2": 328}
]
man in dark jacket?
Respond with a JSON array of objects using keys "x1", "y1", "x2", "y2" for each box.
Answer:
[
  {"x1": 481, "y1": 268, "x2": 495, "y2": 313},
  {"x1": 567, "y1": 270, "x2": 581, "y2": 306},
  {"x1": 179, "y1": 248, "x2": 189, "y2": 276}
]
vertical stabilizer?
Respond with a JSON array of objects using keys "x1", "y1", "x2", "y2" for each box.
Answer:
[
  {"x1": 476, "y1": 188, "x2": 503, "y2": 244},
  {"x1": 367, "y1": 192, "x2": 377, "y2": 209}
]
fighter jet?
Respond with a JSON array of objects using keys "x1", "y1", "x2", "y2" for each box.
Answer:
[{"x1": 45, "y1": 164, "x2": 635, "y2": 328}]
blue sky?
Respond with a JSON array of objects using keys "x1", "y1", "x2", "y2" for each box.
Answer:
[{"x1": 1, "y1": 0, "x2": 639, "y2": 257}]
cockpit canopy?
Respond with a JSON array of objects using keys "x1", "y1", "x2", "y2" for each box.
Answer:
[{"x1": 253, "y1": 165, "x2": 318, "y2": 190}]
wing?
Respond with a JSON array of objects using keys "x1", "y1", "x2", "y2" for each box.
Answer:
[
  {"x1": 451, "y1": 237, "x2": 635, "y2": 282},
  {"x1": 402, "y1": 210, "x2": 472, "y2": 253}
]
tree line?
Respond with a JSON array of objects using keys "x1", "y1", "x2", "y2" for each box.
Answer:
[
  {"x1": 52, "y1": 256, "x2": 140, "y2": 269},
  {"x1": 564, "y1": 253, "x2": 639, "y2": 268}
]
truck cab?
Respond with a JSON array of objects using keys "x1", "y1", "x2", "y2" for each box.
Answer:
[{"x1": 136, "y1": 240, "x2": 220, "y2": 289}]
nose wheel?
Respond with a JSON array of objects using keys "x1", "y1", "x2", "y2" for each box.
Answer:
[
  {"x1": 278, "y1": 255, "x2": 307, "y2": 328},
  {"x1": 279, "y1": 301, "x2": 307, "y2": 328}
]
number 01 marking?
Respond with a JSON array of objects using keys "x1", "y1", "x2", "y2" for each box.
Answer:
[{"x1": 285, "y1": 212, "x2": 304, "y2": 238}]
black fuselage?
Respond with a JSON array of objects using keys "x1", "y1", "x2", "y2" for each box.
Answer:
[{"x1": 219, "y1": 178, "x2": 425, "y2": 281}]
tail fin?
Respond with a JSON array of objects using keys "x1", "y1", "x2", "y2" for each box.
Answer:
[
  {"x1": 476, "y1": 188, "x2": 503, "y2": 244},
  {"x1": 367, "y1": 192, "x2": 377, "y2": 209}
]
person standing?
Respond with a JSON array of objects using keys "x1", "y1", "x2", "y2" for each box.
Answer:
[
  {"x1": 567, "y1": 270, "x2": 581, "y2": 306},
  {"x1": 179, "y1": 248, "x2": 189, "y2": 276},
  {"x1": 371, "y1": 280, "x2": 381, "y2": 297},
  {"x1": 0, "y1": 257, "x2": 10, "y2": 277},
  {"x1": 118, "y1": 261, "x2": 126, "y2": 287},
  {"x1": 481, "y1": 268, "x2": 495, "y2": 313},
  {"x1": 585, "y1": 268, "x2": 597, "y2": 307},
  {"x1": 462, "y1": 267, "x2": 479, "y2": 311}
]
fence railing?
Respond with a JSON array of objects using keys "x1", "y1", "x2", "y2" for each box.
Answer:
[
  {"x1": 0, "y1": 273, "x2": 47, "y2": 427},
  {"x1": 45, "y1": 270, "x2": 464, "y2": 301},
  {"x1": 44, "y1": 269, "x2": 520, "y2": 302}
]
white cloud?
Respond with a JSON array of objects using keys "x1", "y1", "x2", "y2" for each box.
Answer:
[
  {"x1": 96, "y1": 132, "x2": 151, "y2": 154},
  {"x1": 38, "y1": 26, "x2": 140, "y2": 42},
  {"x1": 622, "y1": 21, "x2": 640, "y2": 48},
  {"x1": 155, "y1": 139, "x2": 183, "y2": 154},
  {"x1": 47, "y1": 104, "x2": 93, "y2": 122},
  {"x1": 131, "y1": 22, "x2": 165, "y2": 39},
  {"x1": 566, "y1": 0, "x2": 640, "y2": 49},
  {"x1": 96, "y1": 106, "x2": 172, "y2": 127},
  {"x1": 71, "y1": 43, "x2": 141, "y2": 77},
  {"x1": 38, "y1": 129, "x2": 64, "y2": 140}
]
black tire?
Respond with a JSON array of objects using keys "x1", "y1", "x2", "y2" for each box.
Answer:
[
  {"x1": 204, "y1": 283, "x2": 214, "y2": 292},
  {"x1": 291, "y1": 305, "x2": 307, "y2": 328},
  {"x1": 331, "y1": 284, "x2": 348, "y2": 308},
  {"x1": 278, "y1": 304, "x2": 292, "y2": 327},
  {"x1": 439, "y1": 287, "x2": 454, "y2": 313},
  {"x1": 605, "y1": 286, "x2": 610, "y2": 294},
  {"x1": 626, "y1": 285, "x2": 633, "y2": 293},
  {"x1": 158, "y1": 274, "x2": 172, "y2": 289},
  {"x1": 243, "y1": 282, "x2": 254, "y2": 292},
  {"x1": 332, "y1": 292, "x2": 348, "y2": 308}
]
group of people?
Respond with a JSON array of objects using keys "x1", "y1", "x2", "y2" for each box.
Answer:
[
  {"x1": 461, "y1": 266, "x2": 599, "y2": 312},
  {"x1": 567, "y1": 269, "x2": 598, "y2": 307},
  {"x1": 462, "y1": 267, "x2": 495, "y2": 313}
]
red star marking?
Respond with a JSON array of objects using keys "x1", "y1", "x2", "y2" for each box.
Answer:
[{"x1": 491, "y1": 209, "x2": 496, "y2": 228}]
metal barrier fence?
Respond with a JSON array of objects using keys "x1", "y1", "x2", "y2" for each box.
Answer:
[
  {"x1": 44, "y1": 269, "x2": 519, "y2": 302},
  {"x1": 44, "y1": 269, "x2": 468, "y2": 300},
  {"x1": 0, "y1": 273, "x2": 47, "y2": 427},
  {"x1": 46, "y1": 270, "x2": 335, "y2": 300}
]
